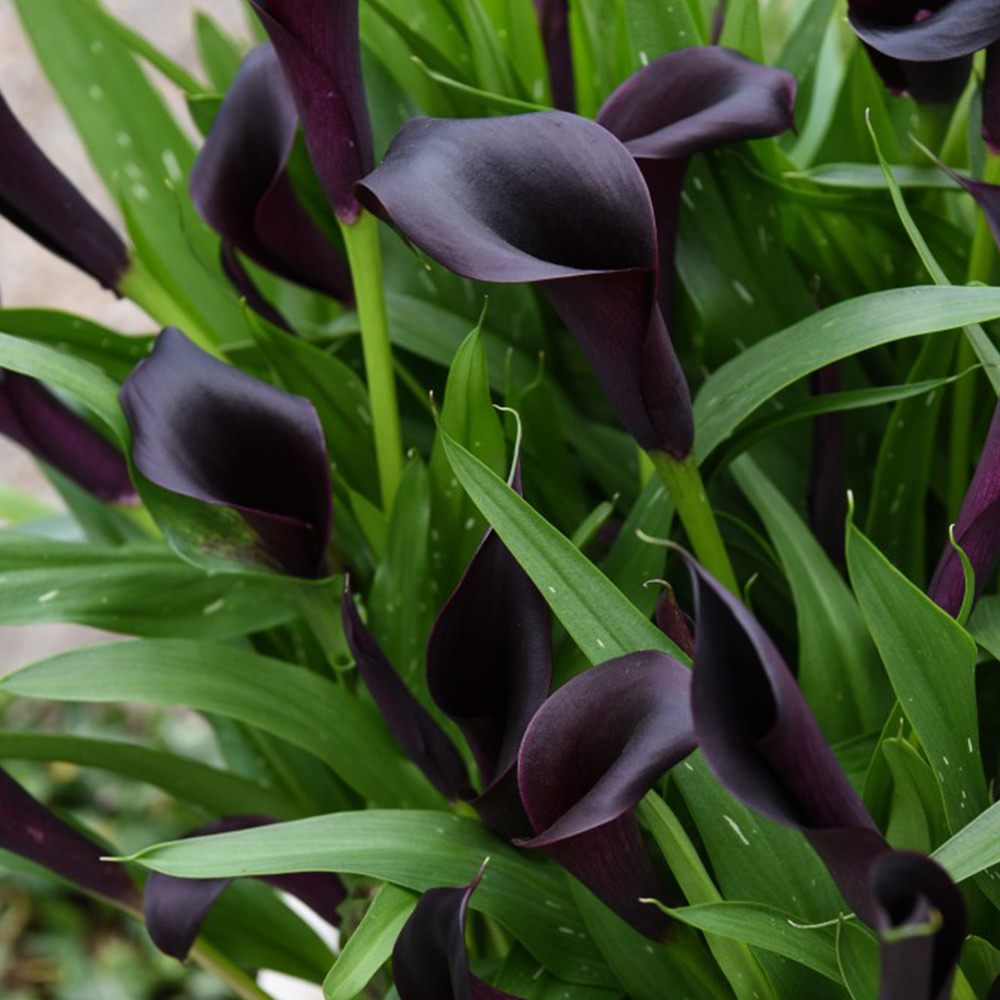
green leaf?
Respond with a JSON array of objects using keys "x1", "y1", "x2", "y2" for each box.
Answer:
[
  {"x1": 694, "y1": 286, "x2": 1000, "y2": 461},
  {"x1": 0, "y1": 308, "x2": 151, "y2": 382},
  {"x1": 882, "y1": 737, "x2": 949, "y2": 853},
  {"x1": 0, "y1": 486, "x2": 54, "y2": 525},
  {"x1": 968, "y1": 596, "x2": 1000, "y2": 659},
  {"x1": 0, "y1": 331, "x2": 127, "y2": 444},
  {"x1": 836, "y1": 921, "x2": 879, "y2": 1000},
  {"x1": 623, "y1": 0, "x2": 703, "y2": 64},
  {"x1": 121, "y1": 810, "x2": 617, "y2": 989},
  {"x1": 718, "y1": 0, "x2": 763, "y2": 61},
  {"x1": 429, "y1": 323, "x2": 507, "y2": 595},
  {"x1": 194, "y1": 12, "x2": 244, "y2": 92},
  {"x1": 845, "y1": 522, "x2": 989, "y2": 831},
  {"x1": 0, "y1": 732, "x2": 298, "y2": 820},
  {"x1": 440, "y1": 430, "x2": 680, "y2": 664},
  {"x1": 731, "y1": 456, "x2": 890, "y2": 741},
  {"x1": 662, "y1": 901, "x2": 842, "y2": 983},
  {"x1": 932, "y1": 799, "x2": 1000, "y2": 882},
  {"x1": 0, "y1": 535, "x2": 300, "y2": 639},
  {"x1": 323, "y1": 883, "x2": 417, "y2": 1000},
  {"x1": 370, "y1": 457, "x2": 434, "y2": 685},
  {"x1": 2, "y1": 639, "x2": 439, "y2": 809}
]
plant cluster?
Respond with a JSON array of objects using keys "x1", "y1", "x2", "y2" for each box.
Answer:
[{"x1": 4, "y1": 1, "x2": 1000, "y2": 999}]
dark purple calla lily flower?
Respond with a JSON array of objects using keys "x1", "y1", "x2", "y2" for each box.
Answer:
[
  {"x1": 393, "y1": 865, "x2": 526, "y2": 1000},
  {"x1": 654, "y1": 583, "x2": 695, "y2": 658},
  {"x1": 0, "y1": 766, "x2": 138, "y2": 907},
  {"x1": 250, "y1": 0, "x2": 374, "y2": 222},
  {"x1": 427, "y1": 474, "x2": 552, "y2": 838},
  {"x1": 341, "y1": 578, "x2": 471, "y2": 801},
  {"x1": 191, "y1": 44, "x2": 353, "y2": 305},
  {"x1": 120, "y1": 327, "x2": 333, "y2": 578},
  {"x1": 357, "y1": 112, "x2": 694, "y2": 458},
  {"x1": 928, "y1": 395, "x2": 1000, "y2": 617},
  {"x1": 534, "y1": 0, "x2": 575, "y2": 113},
  {"x1": 848, "y1": 1, "x2": 1000, "y2": 147},
  {"x1": 0, "y1": 90, "x2": 129, "y2": 290},
  {"x1": 144, "y1": 815, "x2": 345, "y2": 961},
  {"x1": 0, "y1": 370, "x2": 135, "y2": 503},
  {"x1": 515, "y1": 652, "x2": 696, "y2": 939},
  {"x1": 870, "y1": 852, "x2": 966, "y2": 1000},
  {"x1": 596, "y1": 47, "x2": 797, "y2": 319},
  {"x1": 684, "y1": 554, "x2": 890, "y2": 923}
]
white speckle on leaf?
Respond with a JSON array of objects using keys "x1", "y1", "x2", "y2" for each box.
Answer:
[
  {"x1": 37, "y1": 590, "x2": 59, "y2": 604},
  {"x1": 724, "y1": 815, "x2": 750, "y2": 845}
]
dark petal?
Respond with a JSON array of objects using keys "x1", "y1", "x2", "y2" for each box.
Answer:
[
  {"x1": 357, "y1": 113, "x2": 693, "y2": 457},
  {"x1": 985, "y1": 42, "x2": 1000, "y2": 151},
  {"x1": 596, "y1": 47, "x2": 794, "y2": 321},
  {"x1": 870, "y1": 851, "x2": 966, "y2": 1000},
  {"x1": 896, "y1": 55, "x2": 974, "y2": 105},
  {"x1": 654, "y1": 584, "x2": 695, "y2": 659},
  {"x1": 685, "y1": 555, "x2": 889, "y2": 922},
  {"x1": 596, "y1": 47, "x2": 797, "y2": 162},
  {"x1": 0, "y1": 90, "x2": 128, "y2": 290},
  {"x1": 120, "y1": 327, "x2": 333, "y2": 578},
  {"x1": 0, "y1": 766, "x2": 137, "y2": 907},
  {"x1": 341, "y1": 579, "x2": 471, "y2": 801},
  {"x1": 849, "y1": 0, "x2": 1000, "y2": 61},
  {"x1": 191, "y1": 44, "x2": 353, "y2": 303},
  {"x1": 534, "y1": 0, "x2": 575, "y2": 112},
  {"x1": 809, "y1": 364, "x2": 847, "y2": 570},
  {"x1": 426, "y1": 484, "x2": 552, "y2": 835},
  {"x1": 515, "y1": 651, "x2": 696, "y2": 938},
  {"x1": 393, "y1": 868, "x2": 526, "y2": 1000},
  {"x1": 250, "y1": 0, "x2": 373, "y2": 221},
  {"x1": 929, "y1": 396, "x2": 1000, "y2": 617},
  {"x1": 0, "y1": 370, "x2": 136, "y2": 503},
  {"x1": 145, "y1": 815, "x2": 345, "y2": 961}
]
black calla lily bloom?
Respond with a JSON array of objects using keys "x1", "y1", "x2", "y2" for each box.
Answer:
[
  {"x1": 341, "y1": 578, "x2": 472, "y2": 801},
  {"x1": 427, "y1": 473, "x2": 552, "y2": 837},
  {"x1": 0, "y1": 370, "x2": 135, "y2": 503},
  {"x1": 191, "y1": 44, "x2": 353, "y2": 305},
  {"x1": 928, "y1": 395, "x2": 1000, "y2": 617},
  {"x1": 0, "y1": 90, "x2": 129, "y2": 290},
  {"x1": 120, "y1": 327, "x2": 333, "y2": 578},
  {"x1": 685, "y1": 553, "x2": 970, "y2": 996},
  {"x1": 848, "y1": 1, "x2": 1000, "y2": 147},
  {"x1": 144, "y1": 815, "x2": 345, "y2": 961},
  {"x1": 393, "y1": 865, "x2": 526, "y2": 1000},
  {"x1": 0, "y1": 766, "x2": 138, "y2": 907},
  {"x1": 357, "y1": 112, "x2": 694, "y2": 458},
  {"x1": 534, "y1": 0, "x2": 575, "y2": 112},
  {"x1": 870, "y1": 852, "x2": 966, "y2": 1000},
  {"x1": 250, "y1": 0, "x2": 374, "y2": 222},
  {"x1": 596, "y1": 46, "x2": 797, "y2": 319},
  {"x1": 684, "y1": 554, "x2": 889, "y2": 922},
  {"x1": 515, "y1": 651, "x2": 696, "y2": 939}
]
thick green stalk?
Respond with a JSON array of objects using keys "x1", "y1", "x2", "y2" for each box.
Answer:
[
  {"x1": 947, "y1": 152, "x2": 1000, "y2": 516},
  {"x1": 910, "y1": 102, "x2": 954, "y2": 164},
  {"x1": 650, "y1": 451, "x2": 739, "y2": 594},
  {"x1": 118, "y1": 254, "x2": 223, "y2": 359},
  {"x1": 339, "y1": 210, "x2": 404, "y2": 512}
]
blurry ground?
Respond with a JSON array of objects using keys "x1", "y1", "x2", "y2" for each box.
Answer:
[{"x1": 0, "y1": 0, "x2": 247, "y2": 671}]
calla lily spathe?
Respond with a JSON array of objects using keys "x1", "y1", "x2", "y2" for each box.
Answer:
[
  {"x1": 596, "y1": 46, "x2": 797, "y2": 319},
  {"x1": 0, "y1": 89, "x2": 128, "y2": 290},
  {"x1": 516, "y1": 651, "x2": 696, "y2": 939},
  {"x1": 250, "y1": 0, "x2": 374, "y2": 222},
  {"x1": 191, "y1": 43, "x2": 353, "y2": 305},
  {"x1": 848, "y1": 0, "x2": 1000, "y2": 147},
  {"x1": 357, "y1": 112, "x2": 694, "y2": 458},
  {"x1": 120, "y1": 327, "x2": 333, "y2": 578},
  {"x1": 0, "y1": 369, "x2": 135, "y2": 503}
]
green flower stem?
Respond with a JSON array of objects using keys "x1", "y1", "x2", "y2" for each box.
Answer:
[
  {"x1": 118, "y1": 254, "x2": 223, "y2": 359},
  {"x1": 339, "y1": 210, "x2": 405, "y2": 512},
  {"x1": 947, "y1": 151, "x2": 1000, "y2": 517},
  {"x1": 650, "y1": 450, "x2": 739, "y2": 594},
  {"x1": 910, "y1": 102, "x2": 954, "y2": 164}
]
